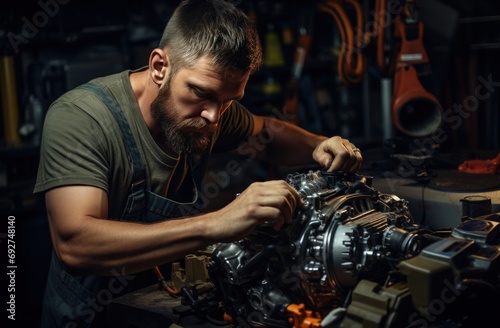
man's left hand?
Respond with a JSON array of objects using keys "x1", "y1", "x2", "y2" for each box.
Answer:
[{"x1": 312, "y1": 136, "x2": 363, "y2": 172}]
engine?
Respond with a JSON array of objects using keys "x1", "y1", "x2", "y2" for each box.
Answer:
[{"x1": 204, "y1": 170, "x2": 500, "y2": 328}]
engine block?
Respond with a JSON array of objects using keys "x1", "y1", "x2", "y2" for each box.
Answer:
[{"x1": 205, "y1": 170, "x2": 500, "y2": 327}]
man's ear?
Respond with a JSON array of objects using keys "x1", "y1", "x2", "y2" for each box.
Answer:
[{"x1": 149, "y1": 48, "x2": 171, "y2": 87}]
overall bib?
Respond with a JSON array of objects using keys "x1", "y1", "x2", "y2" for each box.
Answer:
[{"x1": 41, "y1": 82, "x2": 207, "y2": 327}]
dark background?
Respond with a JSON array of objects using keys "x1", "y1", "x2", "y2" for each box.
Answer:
[{"x1": 1, "y1": 0, "x2": 499, "y2": 327}]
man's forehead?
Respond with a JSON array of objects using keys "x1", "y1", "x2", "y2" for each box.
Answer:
[
  {"x1": 176, "y1": 61, "x2": 249, "y2": 95},
  {"x1": 182, "y1": 55, "x2": 249, "y2": 79}
]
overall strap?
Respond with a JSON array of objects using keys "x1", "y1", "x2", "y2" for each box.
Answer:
[{"x1": 77, "y1": 82, "x2": 145, "y2": 188}]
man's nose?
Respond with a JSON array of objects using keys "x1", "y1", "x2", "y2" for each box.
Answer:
[{"x1": 201, "y1": 103, "x2": 221, "y2": 124}]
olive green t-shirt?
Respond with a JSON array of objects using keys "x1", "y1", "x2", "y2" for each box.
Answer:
[{"x1": 34, "y1": 68, "x2": 254, "y2": 218}]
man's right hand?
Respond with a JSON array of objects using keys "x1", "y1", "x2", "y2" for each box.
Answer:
[{"x1": 209, "y1": 180, "x2": 303, "y2": 242}]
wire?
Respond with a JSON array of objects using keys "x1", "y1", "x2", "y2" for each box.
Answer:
[{"x1": 153, "y1": 266, "x2": 182, "y2": 296}]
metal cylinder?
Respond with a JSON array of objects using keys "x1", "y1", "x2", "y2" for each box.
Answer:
[{"x1": 461, "y1": 195, "x2": 492, "y2": 218}]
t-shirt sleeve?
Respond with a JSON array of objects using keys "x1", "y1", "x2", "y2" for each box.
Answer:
[
  {"x1": 33, "y1": 92, "x2": 112, "y2": 195},
  {"x1": 212, "y1": 101, "x2": 254, "y2": 152}
]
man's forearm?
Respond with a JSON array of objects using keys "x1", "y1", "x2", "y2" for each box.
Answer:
[
  {"x1": 253, "y1": 116, "x2": 327, "y2": 166},
  {"x1": 46, "y1": 185, "x2": 217, "y2": 276},
  {"x1": 54, "y1": 212, "x2": 215, "y2": 276}
]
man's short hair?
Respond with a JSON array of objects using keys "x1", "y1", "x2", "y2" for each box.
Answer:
[{"x1": 159, "y1": 0, "x2": 262, "y2": 76}]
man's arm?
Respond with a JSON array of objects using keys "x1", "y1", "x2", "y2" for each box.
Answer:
[
  {"x1": 46, "y1": 180, "x2": 302, "y2": 276},
  {"x1": 247, "y1": 115, "x2": 362, "y2": 172}
]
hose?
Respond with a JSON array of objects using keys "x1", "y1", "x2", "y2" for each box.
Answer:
[{"x1": 319, "y1": 0, "x2": 369, "y2": 85}]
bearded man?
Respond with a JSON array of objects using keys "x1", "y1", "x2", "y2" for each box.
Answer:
[{"x1": 34, "y1": 0, "x2": 362, "y2": 327}]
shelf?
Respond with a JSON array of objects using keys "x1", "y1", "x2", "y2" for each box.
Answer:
[{"x1": 0, "y1": 143, "x2": 40, "y2": 158}]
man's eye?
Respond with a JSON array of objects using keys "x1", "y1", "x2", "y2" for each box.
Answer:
[{"x1": 193, "y1": 89, "x2": 210, "y2": 99}]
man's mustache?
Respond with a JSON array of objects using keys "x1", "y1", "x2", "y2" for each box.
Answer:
[{"x1": 181, "y1": 118, "x2": 217, "y2": 133}]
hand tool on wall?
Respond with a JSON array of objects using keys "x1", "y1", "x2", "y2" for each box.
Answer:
[
  {"x1": 374, "y1": 0, "x2": 397, "y2": 77},
  {"x1": 282, "y1": 24, "x2": 312, "y2": 125},
  {"x1": 390, "y1": 0, "x2": 443, "y2": 138}
]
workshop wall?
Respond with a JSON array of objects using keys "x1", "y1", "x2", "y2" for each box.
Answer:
[{"x1": 1, "y1": 0, "x2": 499, "y2": 327}]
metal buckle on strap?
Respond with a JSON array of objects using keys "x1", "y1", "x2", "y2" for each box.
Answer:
[{"x1": 130, "y1": 179, "x2": 145, "y2": 192}]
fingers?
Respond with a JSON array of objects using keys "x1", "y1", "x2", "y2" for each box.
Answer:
[
  {"x1": 350, "y1": 145, "x2": 363, "y2": 172},
  {"x1": 257, "y1": 181, "x2": 302, "y2": 226},
  {"x1": 331, "y1": 140, "x2": 362, "y2": 172},
  {"x1": 239, "y1": 181, "x2": 302, "y2": 230},
  {"x1": 314, "y1": 136, "x2": 363, "y2": 172}
]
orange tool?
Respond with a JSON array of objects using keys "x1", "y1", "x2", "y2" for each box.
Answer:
[
  {"x1": 287, "y1": 303, "x2": 322, "y2": 328},
  {"x1": 458, "y1": 153, "x2": 500, "y2": 175}
]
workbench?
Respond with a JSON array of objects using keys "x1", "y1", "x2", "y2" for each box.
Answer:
[{"x1": 106, "y1": 284, "x2": 230, "y2": 328}]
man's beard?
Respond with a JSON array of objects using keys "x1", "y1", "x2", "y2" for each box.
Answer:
[{"x1": 150, "y1": 80, "x2": 216, "y2": 155}]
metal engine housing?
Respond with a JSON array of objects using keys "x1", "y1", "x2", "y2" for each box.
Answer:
[{"x1": 207, "y1": 170, "x2": 422, "y2": 327}]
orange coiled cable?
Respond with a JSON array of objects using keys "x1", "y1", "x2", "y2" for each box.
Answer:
[{"x1": 319, "y1": 0, "x2": 368, "y2": 85}]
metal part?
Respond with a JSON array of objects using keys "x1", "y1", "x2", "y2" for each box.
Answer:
[{"x1": 207, "y1": 170, "x2": 421, "y2": 327}]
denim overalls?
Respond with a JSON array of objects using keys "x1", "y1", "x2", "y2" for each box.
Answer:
[{"x1": 41, "y1": 82, "x2": 208, "y2": 327}]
